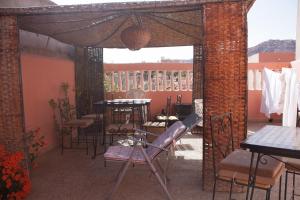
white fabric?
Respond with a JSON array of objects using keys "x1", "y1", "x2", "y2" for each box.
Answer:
[
  {"x1": 260, "y1": 68, "x2": 285, "y2": 118},
  {"x1": 291, "y1": 60, "x2": 300, "y2": 109},
  {"x1": 282, "y1": 68, "x2": 298, "y2": 127}
]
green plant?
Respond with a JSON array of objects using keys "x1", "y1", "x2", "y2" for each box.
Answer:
[{"x1": 49, "y1": 82, "x2": 75, "y2": 136}]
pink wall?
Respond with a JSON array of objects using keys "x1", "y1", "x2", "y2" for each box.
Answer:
[{"x1": 21, "y1": 53, "x2": 75, "y2": 152}]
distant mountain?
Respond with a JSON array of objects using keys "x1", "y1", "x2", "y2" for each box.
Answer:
[{"x1": 248, "y1": 39, "x2": 295, "y2": 56}]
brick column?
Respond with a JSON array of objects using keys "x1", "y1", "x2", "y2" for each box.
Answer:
[
  {"x1": 0, "y1": 16, "x2": 25, "y2": 152},
  {"x1": 202, "y1": 2, "x2": 248, "y2": 190}
]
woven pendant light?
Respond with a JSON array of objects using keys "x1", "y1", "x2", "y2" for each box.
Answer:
[{"x1": 120, "y1": 25, "x2": 151, "y2": 51}]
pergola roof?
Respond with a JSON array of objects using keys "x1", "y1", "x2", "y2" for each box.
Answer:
[{"x1": 0, "y1": 0, "x2": 254, "y2": 48}]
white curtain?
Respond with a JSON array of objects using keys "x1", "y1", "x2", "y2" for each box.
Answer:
[
  {"x1": 282, "y1": 67, "x2": 299, "y2": 127},
  {"x1": 260, "y1": 68, "x2": 285, "y2": 118}
]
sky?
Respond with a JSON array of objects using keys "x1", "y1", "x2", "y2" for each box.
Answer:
[{"x1": 51, "y1": 0, "x2": 298, "y2": 63}]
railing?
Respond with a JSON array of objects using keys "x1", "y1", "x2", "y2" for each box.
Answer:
[
  {"x1": 247, "y1": 68, "x2": 283, "y2": 91},
  {"x1": 104, "y1": 70, "x2": 193, "y2": 92}
]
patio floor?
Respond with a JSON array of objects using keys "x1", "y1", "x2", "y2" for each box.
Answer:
[{"x1": 27, "y1": 122, "x2": 298, "y2": 200}]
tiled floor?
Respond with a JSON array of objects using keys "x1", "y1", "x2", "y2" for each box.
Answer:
[{"x1": 27, "y1": 123, "x2": 298, "y2": 200}]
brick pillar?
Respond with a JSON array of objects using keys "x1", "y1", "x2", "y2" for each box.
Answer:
[
  {"x1": 0, "y1": 16, "x2": 25, "y2": 152},
  {"x1": 202, "y1": 2, "x2": 248, "y2": 190}
]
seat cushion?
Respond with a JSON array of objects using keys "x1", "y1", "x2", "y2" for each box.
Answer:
[
  {"x1": 156, "y1": 115, "x2": 179, "y2": 121},
  {"x1": 219, "y1": 165, "x2": 285, "y2": 188},
  {"x1": 143, "y1": 121, "x2": 166, "y2": 128},
  {"x1": 119, "y1": 123, "x2": 135, "y2": 133},
  {"x1": 106, "y1": 124, "x2": 120, "y2": 133},
  {"x1": 63, "y1": 119, "x2": 94, "y2": 128},
  {"x1": 285, "y1": 158, "x2": 300, "y2": 171},
  {"x1": 104, "y1": 146, "x2": 146, "y2": 164},
  {"x1": 218, "y1": 149, "x2": 284, "y2": 187},
  {"x1": 81, "y1": 114, "x2": 103, "y2": 120}
]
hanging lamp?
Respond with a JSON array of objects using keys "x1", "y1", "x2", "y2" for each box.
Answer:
[{"x1": 120, "y1": 15, "x2": 151, "y2": 50}]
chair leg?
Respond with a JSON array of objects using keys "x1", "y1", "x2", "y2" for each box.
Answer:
[
  {"x1": 61, "y1": 131, "x2": 64, "y2": 155},
  {"x1": 155, "y1": 160, "x2": 170, "y2": 185},
  {"x1": 279, "y1": 175, "x2": 282, "y2": 200},
  {"x1": 292, "y1": 171, "x2": 296, "y2": 200},
  {"x1": 229, "y1": 179, "x2": 233, "y2": 200},
  {"x1": 140, "y1": 148, "x2": 174, "y2": 200},
  {"x1": 85, "y1": 131, "x2": 88, "y2": 155},
  {"x1": 284, "y1": 171, "x2": 288, "y2": 200},
  {"x1": 106, "y1": 159, "x2": 132, "y2": 200},
  {"x1": 266, "y1": 187, "x2": 272, "y2": 200},
  {"x1": 265, "y1": 189, "x2": 269, "y2": 200},
  {"x1": 212, "y1": 177, "x2": 217, "y2": 200}
]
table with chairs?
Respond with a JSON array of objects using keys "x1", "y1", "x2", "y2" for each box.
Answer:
[
  {"x1": 94, "y1": 99, "x2": 151, "y2": 151},
  {"x1": 240, "y1": 125, "x2": 300, "y2": 200},
  {"x1": 209, "y1": 112, "x2": 284, "y2": 200}
]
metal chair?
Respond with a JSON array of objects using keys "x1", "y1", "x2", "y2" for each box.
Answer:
[
  {"x1": 126, "y1": 88, "x2": 145, "y2": 99},
  {"x1": 284, "y1": 159, "x2": 300, "y2": 200},
  {"x1": 104, "y1": 101, "x2": 136, "y2": 150},
  {"x1": 104, "y1": 113, "x2": 202, "y2": 200},
  {"x1": 210, "y1": 112, "x2": 284, "y2": 200},
  {"x1": 176, "y1": 94, "x2": 182, "y2": 104},
  {"x1": 58, "y1": 99, "x2": 93, "y2": 154},
  {"x1": 156, "y1": 96, "x2": 179, "y2": 126}
]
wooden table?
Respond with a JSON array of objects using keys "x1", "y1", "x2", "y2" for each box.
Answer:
[{"x1": 240, "y1": 125, "x2": 300, "y2": 200}]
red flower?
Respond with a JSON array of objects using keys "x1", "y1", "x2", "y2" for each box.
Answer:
[
  {"x1": 0, "y1": 146, "x2": 31, "y2": 199},
  {"x1": 6, "y1": 179, "x2": 12, "y2": 188}
]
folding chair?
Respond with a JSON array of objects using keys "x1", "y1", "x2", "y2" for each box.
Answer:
[{"x1": 104, "y1": 113, "x2": 202, "y2": 200}]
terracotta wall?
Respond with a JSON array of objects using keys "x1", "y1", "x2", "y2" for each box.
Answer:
[
  {"x1": 21, "y1": 53, "x2": 75, "y2": 152},
  {"x1": 259, "y1": 52, "x2": 295, "y2": 63}
]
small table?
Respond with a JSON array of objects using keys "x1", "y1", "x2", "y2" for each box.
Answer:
[{"x1": 240, "y1": 125, "x2": 300, "y2": 200}]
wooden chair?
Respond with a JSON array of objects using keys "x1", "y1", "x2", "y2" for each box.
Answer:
[
  {"x1": 210, "y1": 112, "x2": 284, "y2": 200},
  {"x1": 104, "y1": 113, "x2": 202, "y2": 200}
]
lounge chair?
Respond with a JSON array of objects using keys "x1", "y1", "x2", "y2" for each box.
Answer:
[{"x1": 104, "y1": 113, "x2": 202, "y2": 200}]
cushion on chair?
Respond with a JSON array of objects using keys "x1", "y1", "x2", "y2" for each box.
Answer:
[
  {"x1": 285, "y1": 158, "x2": 300, "y2": 171},
  {"x1": 106, "y1": 124, "x2": 120, "y2": 134},
  {"x1": 119, "y1": 123, "x2": 135, "y2": 133},
  {"x1": 104, "y1": 146, "x2": 146, "y2": 164},
  {"x1": 82, "y1": 114, "x2": 103, "y2": 120},
  {"x1": 219, "y1": 165, "x2": 285, "y2": 188},
  {"x1": 218, "y1": 149, "x2": 284, "y2": 187},
  {"x1": 143, "y1": 121, "x2": 166, "y2": 128},
  {"x1": 146, "y1": 121, "x2": 186, "y2": 159},
  {"x1": 156, "y1": 115, "x2": 179, "y2": 121},
  {"x1": 63, "y1": 119, "x2": 94, "y2": 128}
]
